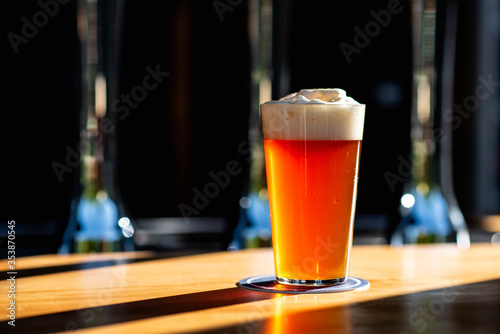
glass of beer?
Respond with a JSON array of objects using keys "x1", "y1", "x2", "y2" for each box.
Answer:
[{"x1": 261, "y1": 89, "x2": 365, "y2": 286}]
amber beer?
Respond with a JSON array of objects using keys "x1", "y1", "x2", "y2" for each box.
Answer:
[{"x1": 261, "y1": 90, "x2": 365, "y2": 285}]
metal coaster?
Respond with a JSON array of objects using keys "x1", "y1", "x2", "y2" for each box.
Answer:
[{"x1": 237, "y1": 275, "x2": 369, "y2": 294}]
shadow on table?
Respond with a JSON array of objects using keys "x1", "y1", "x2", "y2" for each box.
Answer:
[
  {"x1": 2, "y1": 279, "x2": 499, "y2": 334},
  {"x1": 195, "y1": 279, "x2": 500, "y2": 334},
  {"x1": 0, "y1": 287, "x2": 275, "y2": 334}
]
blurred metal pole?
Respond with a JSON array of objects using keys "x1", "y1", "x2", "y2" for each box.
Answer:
[
  {"x1": 437, "y1": 0, "x2": 470, "y2": 248},
  {"x1": 59, "y1": 0, "x2": 135, "y2": 254},
  {"x1": 229, "y1": 0, "x2": 273, "y2": 249},
  {"x1": 391, "y1": 0, "x2": 470, "y2": 248}
]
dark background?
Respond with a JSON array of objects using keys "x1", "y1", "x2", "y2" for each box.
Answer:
[{"x1": 2, "y1": 0, "x2": 499, "y2": 256}]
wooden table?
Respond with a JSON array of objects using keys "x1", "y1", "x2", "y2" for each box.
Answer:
[{"x1": 1, "y1": 243, "x2": 500, "y2": 333}]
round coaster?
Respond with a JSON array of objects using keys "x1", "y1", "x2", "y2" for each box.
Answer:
[{"x1": 237, "y1": 275, "x2": 369, "y2": 294}]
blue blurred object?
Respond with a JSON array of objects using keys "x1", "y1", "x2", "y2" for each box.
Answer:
[
  {"x1": 393, "y1": 188, "x2": 451, "y2": 244},
  {"x1": 76, "y1": 195, "x2": 120, "y2": 242},
  {"x1": 390, "y1": 0, "x2": 469, "y2": 248},
  {"x1": 58, "y1": 0, "x2": 135, "y2": 254},
  {"x1": 229, "y1": 191, "x2": 271, "y2": 250}
]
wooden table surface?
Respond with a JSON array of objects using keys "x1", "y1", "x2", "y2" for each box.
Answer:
[{"x1": 1, "y1": 243, "x2": 500, "y2": 333}]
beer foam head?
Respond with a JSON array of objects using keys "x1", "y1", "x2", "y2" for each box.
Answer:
[{"x1": 261, "y1": 89, "x2": 365, "y2": 140}]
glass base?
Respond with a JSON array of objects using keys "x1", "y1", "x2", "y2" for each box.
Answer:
[
  {"x1": 277, "y1": 276, "x2": 347, "y2": 287},
  {"x1": 237, "y1": 275, "x2": 369, "y2": 294}
]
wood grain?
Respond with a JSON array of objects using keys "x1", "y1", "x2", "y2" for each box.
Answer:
[{"x1": 1, "y1": 244, "x2": 499, "y2": 333}]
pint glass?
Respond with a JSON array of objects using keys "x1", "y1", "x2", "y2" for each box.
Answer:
[{"x1": 261, "y1": 89, "x2": 365, "y2": 286}]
